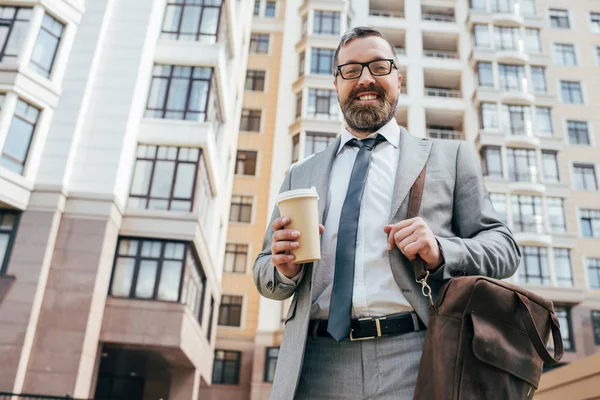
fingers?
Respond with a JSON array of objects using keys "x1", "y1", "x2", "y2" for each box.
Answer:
[
  {"x1": 273, "y1": 229, "x2": 300, "y2": 242},
  {"x1": 272, "y1": 240, "x2": 300, "y2": 254},
  {"x1": 387, "y1": 223, "x2": 417, "y2": 251},
  {"x1": 272, "y1": 216, "x2": 291, "y2": 231},
  {"x1": 272, "y1": 253, "x2": 295, "y2": 266},
  {"x1": 319, "y1": 224, "x2": 325, "y2": 234}
]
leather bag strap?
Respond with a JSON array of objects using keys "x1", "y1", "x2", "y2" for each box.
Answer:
[
  {"x1": 407, "y1": 166, "x2": 428, "y2": 281},
  {"x1": 516, "y1": 293, "x2": 564, "y2": 364}
]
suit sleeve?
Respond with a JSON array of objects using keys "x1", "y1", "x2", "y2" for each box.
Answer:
[
  {"x1": 253, "y1": 166, "x2": 305, "y2": 301},
  {"x1": 430, "y1": 141, "x2": 521, "y2": 281}
]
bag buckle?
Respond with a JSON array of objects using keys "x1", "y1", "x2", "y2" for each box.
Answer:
[
  {"x1": 416, "y1": 271, "x2": 434, "y2": 306},
  {"x1": 349, "y1": 316, "x2": 386, "y2": 341}
]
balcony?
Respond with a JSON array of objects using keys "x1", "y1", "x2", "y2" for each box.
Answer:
[
  {"x1": 504, "y1": 126, "x2": 540, "y2": 147},
  {"x1": 509, "y1": 166, "x2": 545, "y2": 195},
  {"x1": 422, "y1": 31, "x2": 460, "y2": 70},
  {"x1": 379, "y1": 28, "x2": 407, "y2": 63},
  {"x1": 513, "y1": 216, "x2": 553, "y2": 245},
  {"x1": 422, "y1": 5, "x2": 455, "y2": 23},
  {"x1": 424, "y1": 50, "x2": 459, "y2": 59},
  {"x1": 427, "y1": 128, "x2": 463, "y2": 140},
  {"x1": 425, "y1": 87, "x2": 461, "y2": 98},
  {"x1": 425, "y1": 109, "x2": 464, "y2": 140},
  {"x1": 369, "y1": 0, "x2": 404, "y2": 18}
]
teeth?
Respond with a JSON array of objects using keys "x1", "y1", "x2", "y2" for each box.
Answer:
[{"x1": 358, "y1": 95, "x2": 377, "y2": 100}]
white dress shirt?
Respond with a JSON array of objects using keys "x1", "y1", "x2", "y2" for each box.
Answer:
[{"x1": 277, "y1": 119, "x2": 413, "y2": 320}]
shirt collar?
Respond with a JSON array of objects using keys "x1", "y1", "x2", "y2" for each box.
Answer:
[{"x1": 337, "y1": 118, "x2": 400, "y2": 155}]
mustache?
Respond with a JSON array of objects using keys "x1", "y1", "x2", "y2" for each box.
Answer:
[{"x1": 346, "y1": 84, "x2": 387, "y2": 103}]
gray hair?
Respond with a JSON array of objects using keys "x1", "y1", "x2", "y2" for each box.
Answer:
[{"x1": 332, "y1": 27, "x2": 398, "y2": 76}]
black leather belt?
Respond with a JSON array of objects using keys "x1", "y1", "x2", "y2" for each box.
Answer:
[{"x1": 308, "y1": 312, "x2": 426, "y2": 341}]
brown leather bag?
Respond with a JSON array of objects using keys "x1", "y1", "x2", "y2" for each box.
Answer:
[{"x1": 409, "y1": 166, "x2": 564, "y2": 400}]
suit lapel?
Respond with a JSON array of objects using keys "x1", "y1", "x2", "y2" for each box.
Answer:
[
  {"x1": 311, "y1": 136, "x2": 340, "y2": 225},
  {"x1": 389, "y1": 127, "x2": 432, "y2": 222}
]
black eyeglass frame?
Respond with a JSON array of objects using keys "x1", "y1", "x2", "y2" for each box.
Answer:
[{"x1": 335, "y1": 59, "x2": 398, "y2": 80}]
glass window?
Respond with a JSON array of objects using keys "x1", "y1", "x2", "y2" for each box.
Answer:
[
  {"x1": 240, "y1": 109, "x2": 261, "y2": 132},
  {"x1": 230, "y1": 195, "x2": 253, "y2": 223},
  {"x1": 212, "y1": 350, "x2": 241, "y2": 384},
  {"x1": 491, "y1": 0, "x2": 513, "y2": 13},
  {"x1": 470, "y1": 0, "x2": 486, "y2": 11},
  {"x1": 291, "y1": 134, "x2": 300, "y2": 163},
  {"x1": 554, "y1": 307, "x2": 574, "y2": 351},
  {"x1": 588, "y1": 259, "x2": 600, "y2": 290},
  {"x1": 206, "y1": 296, "x2": 215, "y2": 340},
  {"x1": 224, "y1": 244, "x2": 248, "y2": 273},
  {"x1": 477, "y1": 62, "x2": 494, "y2": 87},
  {"x1": 307, "y1": 89, "x2": 338, "y2": 120},
  {"x1": 29, "y1": 13, "x2": 64, "y2": 78},
  {"x1": 498, "y1": 64, "x2": 525, "y2": 91},
  {"x1": 161, "y1": 0, "x2": 223, "y2": 43},
  {"x1": 253, "y1": 0, "x2": 260, "y2": 16},
  {"x1": 553, "y1": 249, "x2": 573, "y2": 287},
  {"x1": 553, "y1": 43, "x2": 577, "y2": 66},
  {"x1": 145, "y1": 65, "x2": 215, "y2": 121},
  {"x1": 128, "y1": 145, "x2": 204, "y2": 212},
  {"x1": 313, "y1": 11, "x2": 340, "y2": 35},
  {"x1": 295, "y1": 92, "x2": 302, "y2": 119},
  {"x1": 581, "y1": 209, "x2": 600, "y2": 238},
  {"x1": 249, "y1": 33, "x2": 269, "y2": 53},
  {"x1": 264, "y1": 347, "x2": 279, "y2": 383},
  {"x1": 235, "y1": 150, "x2": 257, "y2": 176},
  {"x1": 511, "y1": 195, "x2": 543, "y2": 233},
  {"x1": 567, "y1": 120, "x2": 590, "y2": 145},
  {"x1": 473, "y1": 25, "x2": 491, "y2": 48},
  {"x1": 0, "y1": 99, "x2": 40, "y2": 175},
  {"x1": 245, "y1": 70, "x2": 265, "y2": 91},
  {"x1": 489, "y1": 193, "x2": 507, "y2": 224},
  {"x1": 494, "y1": 26, "x2": 519, "y2": 50},
  {"x1": 597, "y1": 47, "x2": 600, "y2": 66},
  {"x1": 535, "y1": 107, "x2": 552, "y2": 136},
  {"x1": 305, "y1": 132, "x2": 336, "y2": 157},
  {"x1": 310, "y1": 48, "x2": 335, "y2": 75},
  {"x1": 265, "y1": 1, "x2": 276, "y2": 18},
  {"x1": 506, "y1": 148, "x2": 537, "y2": 182},
  {"x1": 591, "y1": 309, "x2": 600, "y2": 345},
  {"x1": 560, "y1": 81, "x2": 583, "y2": 104},
  {"x1": 480, "y1": 103, "x2": 498, "y2": 130},
  {"x1": 591, "y1": 12, "x2": 600, "y2": 33},
  {"x1": 573, "y1": 164, "x2": 597, "y2": 191},
  {"x1": 547, "y1": 198, "x2": 566, "y2": 233},
  {"x1": 549, "y1": 9, "x2": 570, "y2": 29},
  {"x1": 518, "y1": 246, "x2": 550, "y2": 285},
  {"x1": 0, "y1": 211, "x2": 19, "y2": 274},
  {"x1": 298, "y1": 51, "x2": 305, "y2": 76},
  {"x1": 530, "y1": 66, "x2": 546, "y2": 93},
  {"x1": 218, "y1": 295, "x2": 243, "y2": 326},
  {"x1": 542, "y1": 150, "x2": 559, "y2": 183},
  {"x1": 180, "y1": 246, "x2": 207, "y2": 320},
  {"x1": 525, "y1": 29, "x2": 541, "y2": 53},
  {"x1": 481, "y1": 146, "x2": 503, "y2": 178},
  {"x1": 502, "y1": 104, "x2": 532, "y2": 136},
  {"x1": 0, "y1": 6, "x2": 32, "y2": 63},
  {"x1": 520, "y1": 0, "x2": 536, "y2": 16}
]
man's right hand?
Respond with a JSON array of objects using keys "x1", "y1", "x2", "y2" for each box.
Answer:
[{"x1": 271, "y1": 216, "x2": 324, "y2": 279}]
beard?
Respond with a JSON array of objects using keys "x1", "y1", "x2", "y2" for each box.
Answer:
[{"x1": 341, "y1": 84, "x2": 399, "y2": 134}]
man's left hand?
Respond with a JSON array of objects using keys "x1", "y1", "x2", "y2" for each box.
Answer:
[{"x1": 384, "y1": 217, "x2": 443, "y2": 270}]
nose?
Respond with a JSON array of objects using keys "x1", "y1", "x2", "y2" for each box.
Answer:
[{"x1": 357, "y1": 65, "x2": 376, "y2": 86}]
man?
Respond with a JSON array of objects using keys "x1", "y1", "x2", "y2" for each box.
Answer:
[{"x1": 254, "y1": 27, "x2": 520, "y2": 400}]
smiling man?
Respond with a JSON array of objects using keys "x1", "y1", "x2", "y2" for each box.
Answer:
[{"x1": 254, "y1": 27, "x2": 520, "y2": 400}]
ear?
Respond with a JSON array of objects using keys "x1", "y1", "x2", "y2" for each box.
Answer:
[
  {"x1": 397, "y1": 73, "x2": 403, "y2": 91},
  {"x1": 333, "y1": 78, "x2": 338, "y2": 94}
]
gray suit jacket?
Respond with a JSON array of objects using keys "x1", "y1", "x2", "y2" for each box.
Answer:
[{"x1": 253, "y1": 126, "x2": 521, "y2": 400}]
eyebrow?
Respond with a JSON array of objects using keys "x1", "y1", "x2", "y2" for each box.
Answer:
[{"x1": 340, "y1": 57, "x2": 389, "y2": 64}]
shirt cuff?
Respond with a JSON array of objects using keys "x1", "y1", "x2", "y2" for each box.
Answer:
[{"x1": 275, "y1": 266, "x2": 304, "y2": 285}]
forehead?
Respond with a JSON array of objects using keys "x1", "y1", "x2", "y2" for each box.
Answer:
[{"x1": 337, "y1": 36, "x2": 394, "y2": 64}]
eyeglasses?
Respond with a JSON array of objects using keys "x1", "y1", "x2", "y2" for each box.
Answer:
[{"x1": 336, "y1": 59, "x2": 397, "y2": 80}]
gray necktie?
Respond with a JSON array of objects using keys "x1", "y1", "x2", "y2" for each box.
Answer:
[{"x1": 327, "y1": 135, "x2": 387, "y2": 342}]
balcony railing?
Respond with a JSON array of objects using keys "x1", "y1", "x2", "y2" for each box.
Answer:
[
  {"x1": 424, "y1": 50, "x2": 459, "y2": 59},
  {"x1": 422, "y1": 12, "x2": 455, "y2": 22},
  {"x1": 425, "y1": 87, "x2": 462, "y2": 98},
  {"x1": 509, "y1": 166, "x2": 539, "y2": 183},
  {"x1": 427, "y1": 129, "x2": 463, "y2": 140},
  {"x1": 0, "y1": 393, "x2": 89, "y2": 400},
  {"x1": 513, "y1": 215, "x2": 546, "y2": 234},
  {"x1": 369, "y1": 9, "x2": 405, "y2": 18}
]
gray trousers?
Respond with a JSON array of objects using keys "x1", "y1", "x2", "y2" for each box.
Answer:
[{"x1": 295, "y1": 328, "x2": 425, "y2": 400}]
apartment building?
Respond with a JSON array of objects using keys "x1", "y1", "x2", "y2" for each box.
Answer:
[{"x1": 0, "y1": 0, "x2": 252, "y2": 398}]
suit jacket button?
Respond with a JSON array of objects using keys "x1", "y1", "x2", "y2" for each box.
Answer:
[{"x1": 267, "y1": 281, "x2": 273, "y2": 290}]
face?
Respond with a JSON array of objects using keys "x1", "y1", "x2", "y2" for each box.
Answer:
[{"x1": 334, "y1": 36, "x2": 402, "y2": 135}]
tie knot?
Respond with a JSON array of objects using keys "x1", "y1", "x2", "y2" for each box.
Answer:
[{"x1": 347, "y1": 135, "x2": 387, "y2": 150}]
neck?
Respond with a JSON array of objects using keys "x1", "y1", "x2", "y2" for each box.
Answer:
[{"x1": 345, "y1": 119, "x2": 392, "y2": 139}]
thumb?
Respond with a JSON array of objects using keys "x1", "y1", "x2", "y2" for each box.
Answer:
[
  {"x1": 383, "y1": 225, "x2": 393, "y2": 234},
  {"x1": 319, "y1": 224, "x2": 325, "y2": 234}
]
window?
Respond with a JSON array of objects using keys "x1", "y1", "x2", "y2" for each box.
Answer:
[
  {"x1": 554, "y1": 249, "x2": 572, "y2": 287},
  {"x1": 591, "y1": 12, "x2": 600, "y2": 33},
  {"x1": 470, "y1": 0, "x2": 486, "y2": 11},
  {"x1": 128, "y1": 145, "x2": 204, "y2": 211},
  {"x1": 587, "y1": 259, "x2": 600, "y2": 289},
  {"x1": 489, "y1": 193, "x2": 507, "y2": 224},
  {"x1": 554, "y1": 307, "x2": 574, "y2": 351},
  {"x1": 265, "y1": 1, "x2": 276, "y2": 17},
  {"x1": 567, "y1": 121, "x2": 590, "y2": 145},
  {"x1": 535, "y1": 107, "x2": 552, "y2": 136},
  {"x1": 0, "y1": 99, "x2": 40, "y2": 174},
  {"x1": 295, "y1": 92, "x2": 302, "y2": 119},
  {"x1": 146, "y1": 65, "x2": 214, "y2": 121},
  {"x1": 502, "y1": 104, "x2": 532, "y2": 136},
  {"x1": 313, "y1": 11, "x2": 340, "y2": 35},
  {"x1": 0, "y1": 6, "x2": 32, "y2": 63},
  {"x1": 547, "y1": 198, "x2": 566, "y2": 233},
  {"x1": 542, "y1": 151, "x2": 559, "y2": 183},
  {"x1": 292, "y1": 134, "x2": 300, "y2": 163},
  {"x1": 553, "y1": 44, "x2": 576, "y2": 66},
  {"x1": 477, "y1": 62, "x2": 494, "y2": 87},
  {"x1": 305, "y1": 132, "x2": 336, "y2": 157},
  {"x1": 480, "y1": 103, "x2": 498, "y2": 130},
  {"x1": 230, "y1": 195, "x2": 253, "y2": 223},
  {"x1": 301, "y1": 15, "x2": 307, "y2": 37},
  {"x1": 519, "y1": 246, "x2": 550, "y2": 285},
  {"x1": 207, "y1": 296, "x2": 215, "y2": 340},
  {"x1": 491, "y1": 0, "x2": 513, "y2": 13},
  {"x1": 307, "y1": 89, "x2": 338, "y2": 120},
  {"x1": 581, "y1": 209, "x2": 600, "y2": 238},
  {"x1": 249, "y1": 33, "x2": 269, "y2": 53},
  {"x1": 245, "y1": 70, "x2": 265, "y2": 91},
  {"x1": 560, "y1": 81, "x2": 583, "y2": 104},
  {"x1": 506, "y1": 148, "x2": 536, "y2": 182},
  {"x1": 224, "y1": 244, "x2": 248, "y2": 273},
  {"x1": 110, "y1": 239, "x2": 206, "y2": 307},
  {"x1": 235, "y1": 150, "x2": 257, "y2": 176},
  {"x1": 240, "y1": 109, "x2": 261, "y2": 132},
  {"x1": 597, "y1": 47, "x2": 600, "y2": 66},
  {"x1": 525, "y1": 29, "x2": 541, "y2": 53},
  {"x1": 473, "y1": 25, "x2": 491, "y2": 48},
  {"x1": 591, "y1": 310, "x2": 600, "y2": 345},
  {"x1": 161, "y1": 0, "x2": 223, "y2": 43},
  {"x1": 549, "y1": 9, "x2": 570, "y2": 29},
  {"x1": 29, "y1": 13, "x2": 64, "y2": 78},
  {"x1": 298, "y1": 51, "x2": 305, "y2": 76},
  {"x1": 573, "y1": 164, "x2": 597, "y2": 191},
  {"x1": 520, "y1": 0, "x2": 536, "y2": 16},
  {"x1": 530, "y1": 66, "x2": 546, "y2": 93},
  {"x1": 511, "y1": 195, "x2": 543, "y2": 233},
  {"x1": 264, "y1": 347, "x2": 279, "y2": 382},
  {"x1": 218, "y1": 295, "x2": 243, "y2": 326},
  {"x1": 212, "y1": 350, "x2": 241, "y2": 384},
  {"x1": 253, "y1": 0, "x2": 260, "y2": 16},
  {"x1": 0, "y1": 211, "x2": 19, "y2": 274},
  {"x1": 494, "y1": 26, "x2": 519, "y2": 50},
  {"x1": 311, "y1": 48, "x2": 335, "y2": 75},
  {"x1": 498, "y1": 64, "x2": 525, "y2": 91},
  {"x1": 481, "y1": 146, "x2": 503, "y2": 178}
]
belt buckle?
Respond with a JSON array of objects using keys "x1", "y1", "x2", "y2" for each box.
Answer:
[{"x1": 349, "y1": 316, "x2": 386, "y2": 341}]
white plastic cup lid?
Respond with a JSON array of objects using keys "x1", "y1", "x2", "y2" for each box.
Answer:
[{"x1": 276, "y1": 186, "x2": 319, "y2": 205}]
